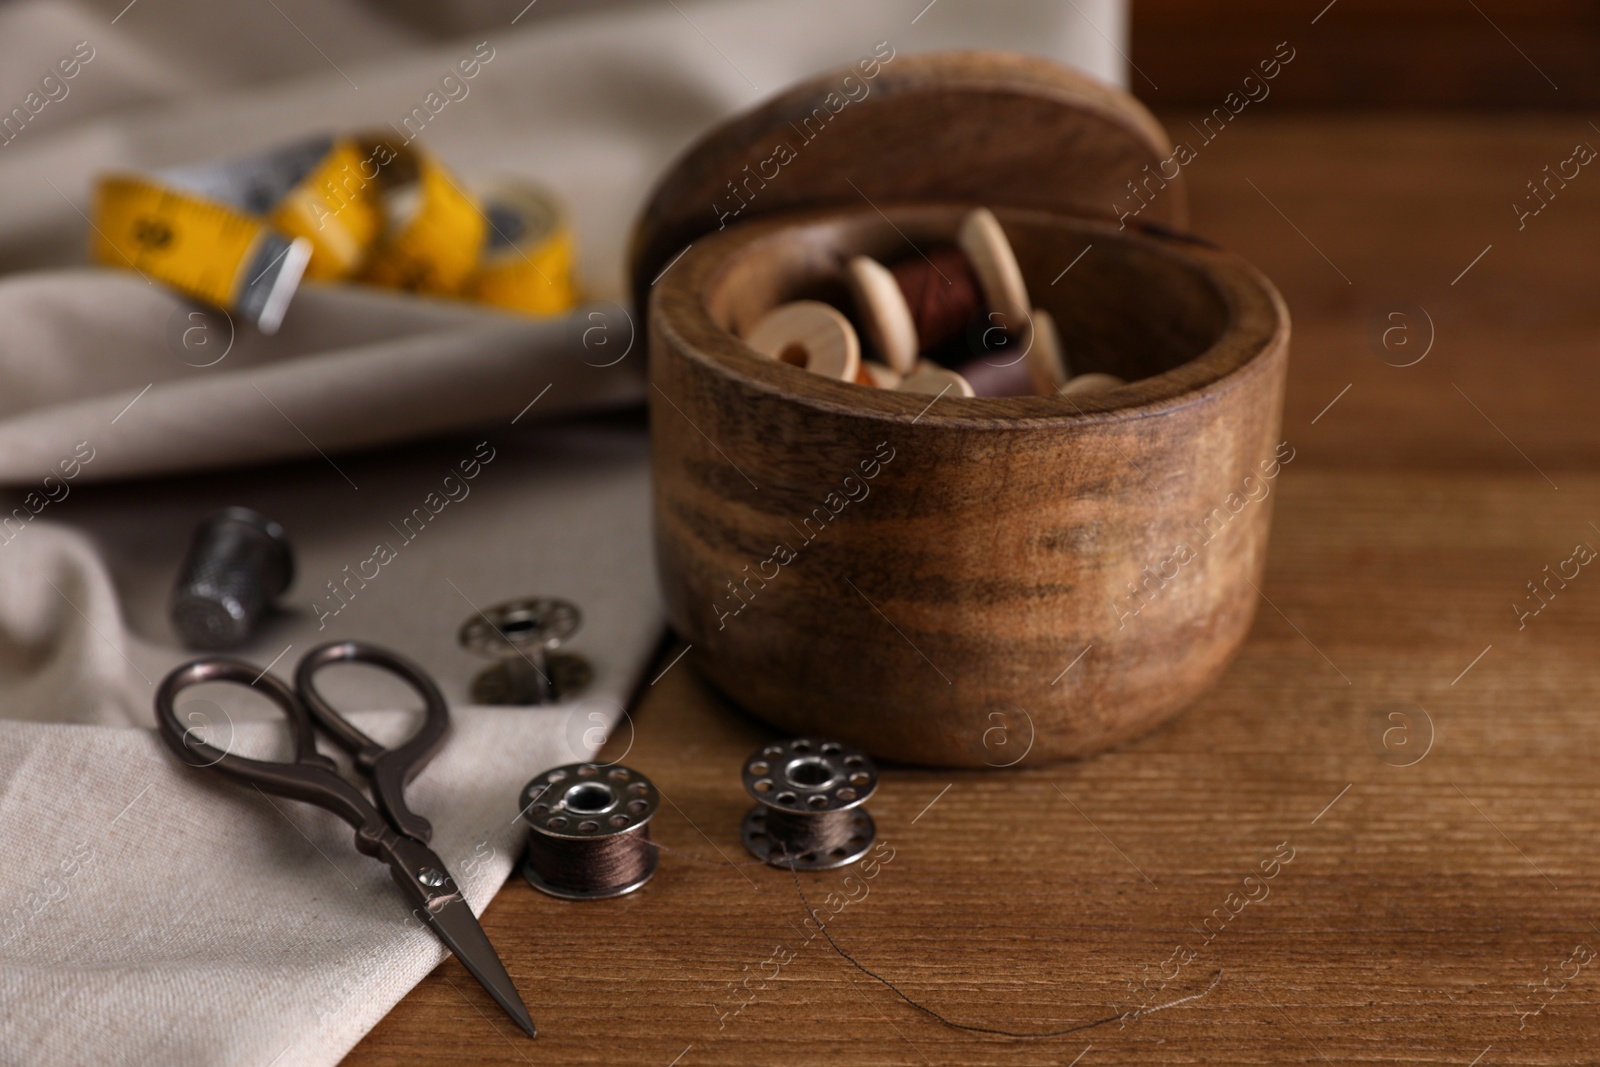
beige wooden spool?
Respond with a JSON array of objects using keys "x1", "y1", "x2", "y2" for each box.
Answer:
[
  {"x1": 1059, "y1": 371, "x2": 1127, "y2": 397},
  {"x1": 743, "y1": 300, "x2": 860, "y2": 382},
  {"x1": 897, "y1": 361, "x2": 975, "y2": 398}
]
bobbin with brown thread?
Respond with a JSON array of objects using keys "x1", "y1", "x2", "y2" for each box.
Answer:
[
  {"x1": 459, "y1": 597, "x2": 591, "y2": 706},
  {"x1": 741, "y1": 738, "x2": 877, "y2": 871},
  {"x1": 519, "y1": 762, "x2": 659, "y2": 899}
]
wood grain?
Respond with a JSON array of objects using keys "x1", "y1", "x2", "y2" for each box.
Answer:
[
  {"x1": 649, "y1": 203, "x2": 1288, "y2": 766},
  {"x1": 346, "y1": 114, "x2": 1600, "y2": 1063}
]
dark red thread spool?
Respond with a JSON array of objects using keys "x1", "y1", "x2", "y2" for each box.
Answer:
[
  {"x1": 888, "y1": 247, "x2": 983, "y2": 354},
  {"x1": 886, "y1": 248, "x2": 1039, "y2": 396}
]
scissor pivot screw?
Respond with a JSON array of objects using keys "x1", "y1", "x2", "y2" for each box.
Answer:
[
  {"x1": 417, "y1": 868, "x2": 446, "y2": 887},
  {"x1": 459, "y1": 597, "x2": 591, "y2": 705}
]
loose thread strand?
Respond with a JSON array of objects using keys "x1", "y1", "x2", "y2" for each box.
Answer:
[
  {"x1": 787, "y1": 860, "x2": 1222, "y2": 1039},
  {"x1": 645, "y1": 835, "x2": 1224, "y2": 1035}
]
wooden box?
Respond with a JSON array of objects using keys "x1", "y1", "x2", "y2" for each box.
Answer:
[{"x1": 631, "y1": 52, "x2": 1289, "y2": 767}]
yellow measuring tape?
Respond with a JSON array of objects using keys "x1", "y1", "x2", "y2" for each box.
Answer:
[
  {"x1": 91, "y1": 133, "x2": 578, "y2": 332},
  {"x1": 467, "y1": 182, "x2": 578, "y2": 316}
]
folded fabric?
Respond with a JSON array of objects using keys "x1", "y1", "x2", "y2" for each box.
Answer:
[
  {"x1": 0, "y1": 271, "x2": 641, "y2": 484},
  {"x1": 1, "y1": 708, "x2": 570, "y2": 1066},
  {"x1": 0, "y1": 419, "x2": 664, "y2": 1066}
]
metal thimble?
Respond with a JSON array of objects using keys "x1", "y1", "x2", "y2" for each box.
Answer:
[{"x1": 170, "y1": 507, "x2": 294, "y2": 650}]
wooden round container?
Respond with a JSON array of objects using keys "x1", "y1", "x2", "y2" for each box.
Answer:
[{"x1": 633, "y1": 53, "x2": 1289, "y2": 767}]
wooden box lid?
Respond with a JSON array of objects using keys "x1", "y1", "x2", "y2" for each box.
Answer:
[{"x1": 629, "y1": 50, "x2": 1183, "y2": 308}]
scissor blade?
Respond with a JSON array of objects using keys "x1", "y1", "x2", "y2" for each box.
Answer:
[
  {"x1": 426, "y1": 891, "x2": 538, "y2": 1038},
  {"x1": 386, "y1": 838, "x2": 536, "y2": 1038}
]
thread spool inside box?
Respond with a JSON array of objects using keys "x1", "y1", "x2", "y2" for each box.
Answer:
[{"x1": 705, "y1": 207, "x2": 1230, "y2": 401}]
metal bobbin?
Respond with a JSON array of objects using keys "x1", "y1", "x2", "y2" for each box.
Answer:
[
  {"x1": 741, "y1": 738, "x2": 878, "y2": 871},
  {"x1": 459, "y1": 597, "x2": 591, "y2": 705},
  {"x1": 518, "y1": 762, "x2": 658, "y2": 900}
]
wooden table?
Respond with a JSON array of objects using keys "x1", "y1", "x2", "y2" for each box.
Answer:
[{"x1": 346, "y1": 113, "x2": 1600, "y2": 1064}]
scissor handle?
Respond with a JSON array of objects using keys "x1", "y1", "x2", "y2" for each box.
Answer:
[
  {"x1": 294, "y1": 641, "x2": 451, "y2": 844},
  {"x1": 154, "y1": 659, "x2": 389, "y2": 845}
]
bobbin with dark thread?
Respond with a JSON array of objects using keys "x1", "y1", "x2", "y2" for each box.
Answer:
[
  {"x1": 519, "y1": 762, "x2": 659, "y2": 899},
  {"x1": 459, "y1": 597, "x2": 591, "y2": 705},
  {"x1": 741, "y1": 739, "x2": 877, "y2": 871}
]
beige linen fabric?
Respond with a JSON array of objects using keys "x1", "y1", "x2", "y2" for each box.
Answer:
[
  {"x1": 0, "y1": 1, "x2": 1124, "y2": 1064},
  {"x1": 0, "y1": 275, "x2": 645, "y2": 483},
  {"x1": 0, "y1": 420, "x2": 665, "y2": 1066}
]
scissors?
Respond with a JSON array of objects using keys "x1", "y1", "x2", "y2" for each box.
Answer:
[{"x1": 154, "y1": 640, "x2": 536, "y2": 1038}]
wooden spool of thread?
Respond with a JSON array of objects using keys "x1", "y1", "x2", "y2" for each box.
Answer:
[
  {"x1": 890, "y1": 246, "x2": 983, "y2": 355},
  {"x1": 1059, "y1": 371, "x2": 1126, "y2": 397},
  {"x1": 845, "y1": 256, "x2": 918, "y2": 375},
  {"x1": 745, "y1": 297, "x2": 910, "y2": 387},
  {"x1": 744, "y1": 300, "x2": 861, "y2": 382},
  {"x1": 740, "y1": 738, "x2": 878, "y2": 871},
  {"x1": 860, "y1": 361, "x2": 902, "y2": 388},
  {"x1": 1026, "y1": 308, "x2": 1071, "y2": 393},
  {"x1": 884, "y1": 208, "x2": 1031, "y2": 346},
  {"x1": 519, "y1": 762, "x2": 660, "y2": 899},
  {"x1": 851, "y1": 208, "x2": 1033, "y2": 365},
  {"x1": 952, "y1": 352, "x2": 1030, "y2": 397},
  {"x1": 852, "y1": 208, "x2": 1067, "y2": 397},
  {"x1": 899, "y1": 361, "x2": 976, "y2": 397},
  {"x1": 750, "y1": 211, "x2": 1105, "y2": 399}
]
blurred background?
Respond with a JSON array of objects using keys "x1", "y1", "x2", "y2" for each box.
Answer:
[
  {"x1": 1124, "y1": 0, "x2": 1598, "y2": 482},
  {"x1": 0, "y1": 0, "x2": 1127, "y2": 298},
  {"x1": 1135, "y1": 0, "x2": 1593, "y2": 108}
]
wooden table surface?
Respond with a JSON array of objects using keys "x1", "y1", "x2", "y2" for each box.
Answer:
[{"x1": 346, "y1": 112, "x2": 1600, "y2": 1065}]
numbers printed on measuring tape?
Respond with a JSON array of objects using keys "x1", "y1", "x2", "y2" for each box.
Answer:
[{"x1": 133, "y1": 217, "x2": 173, "y2": 249}]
